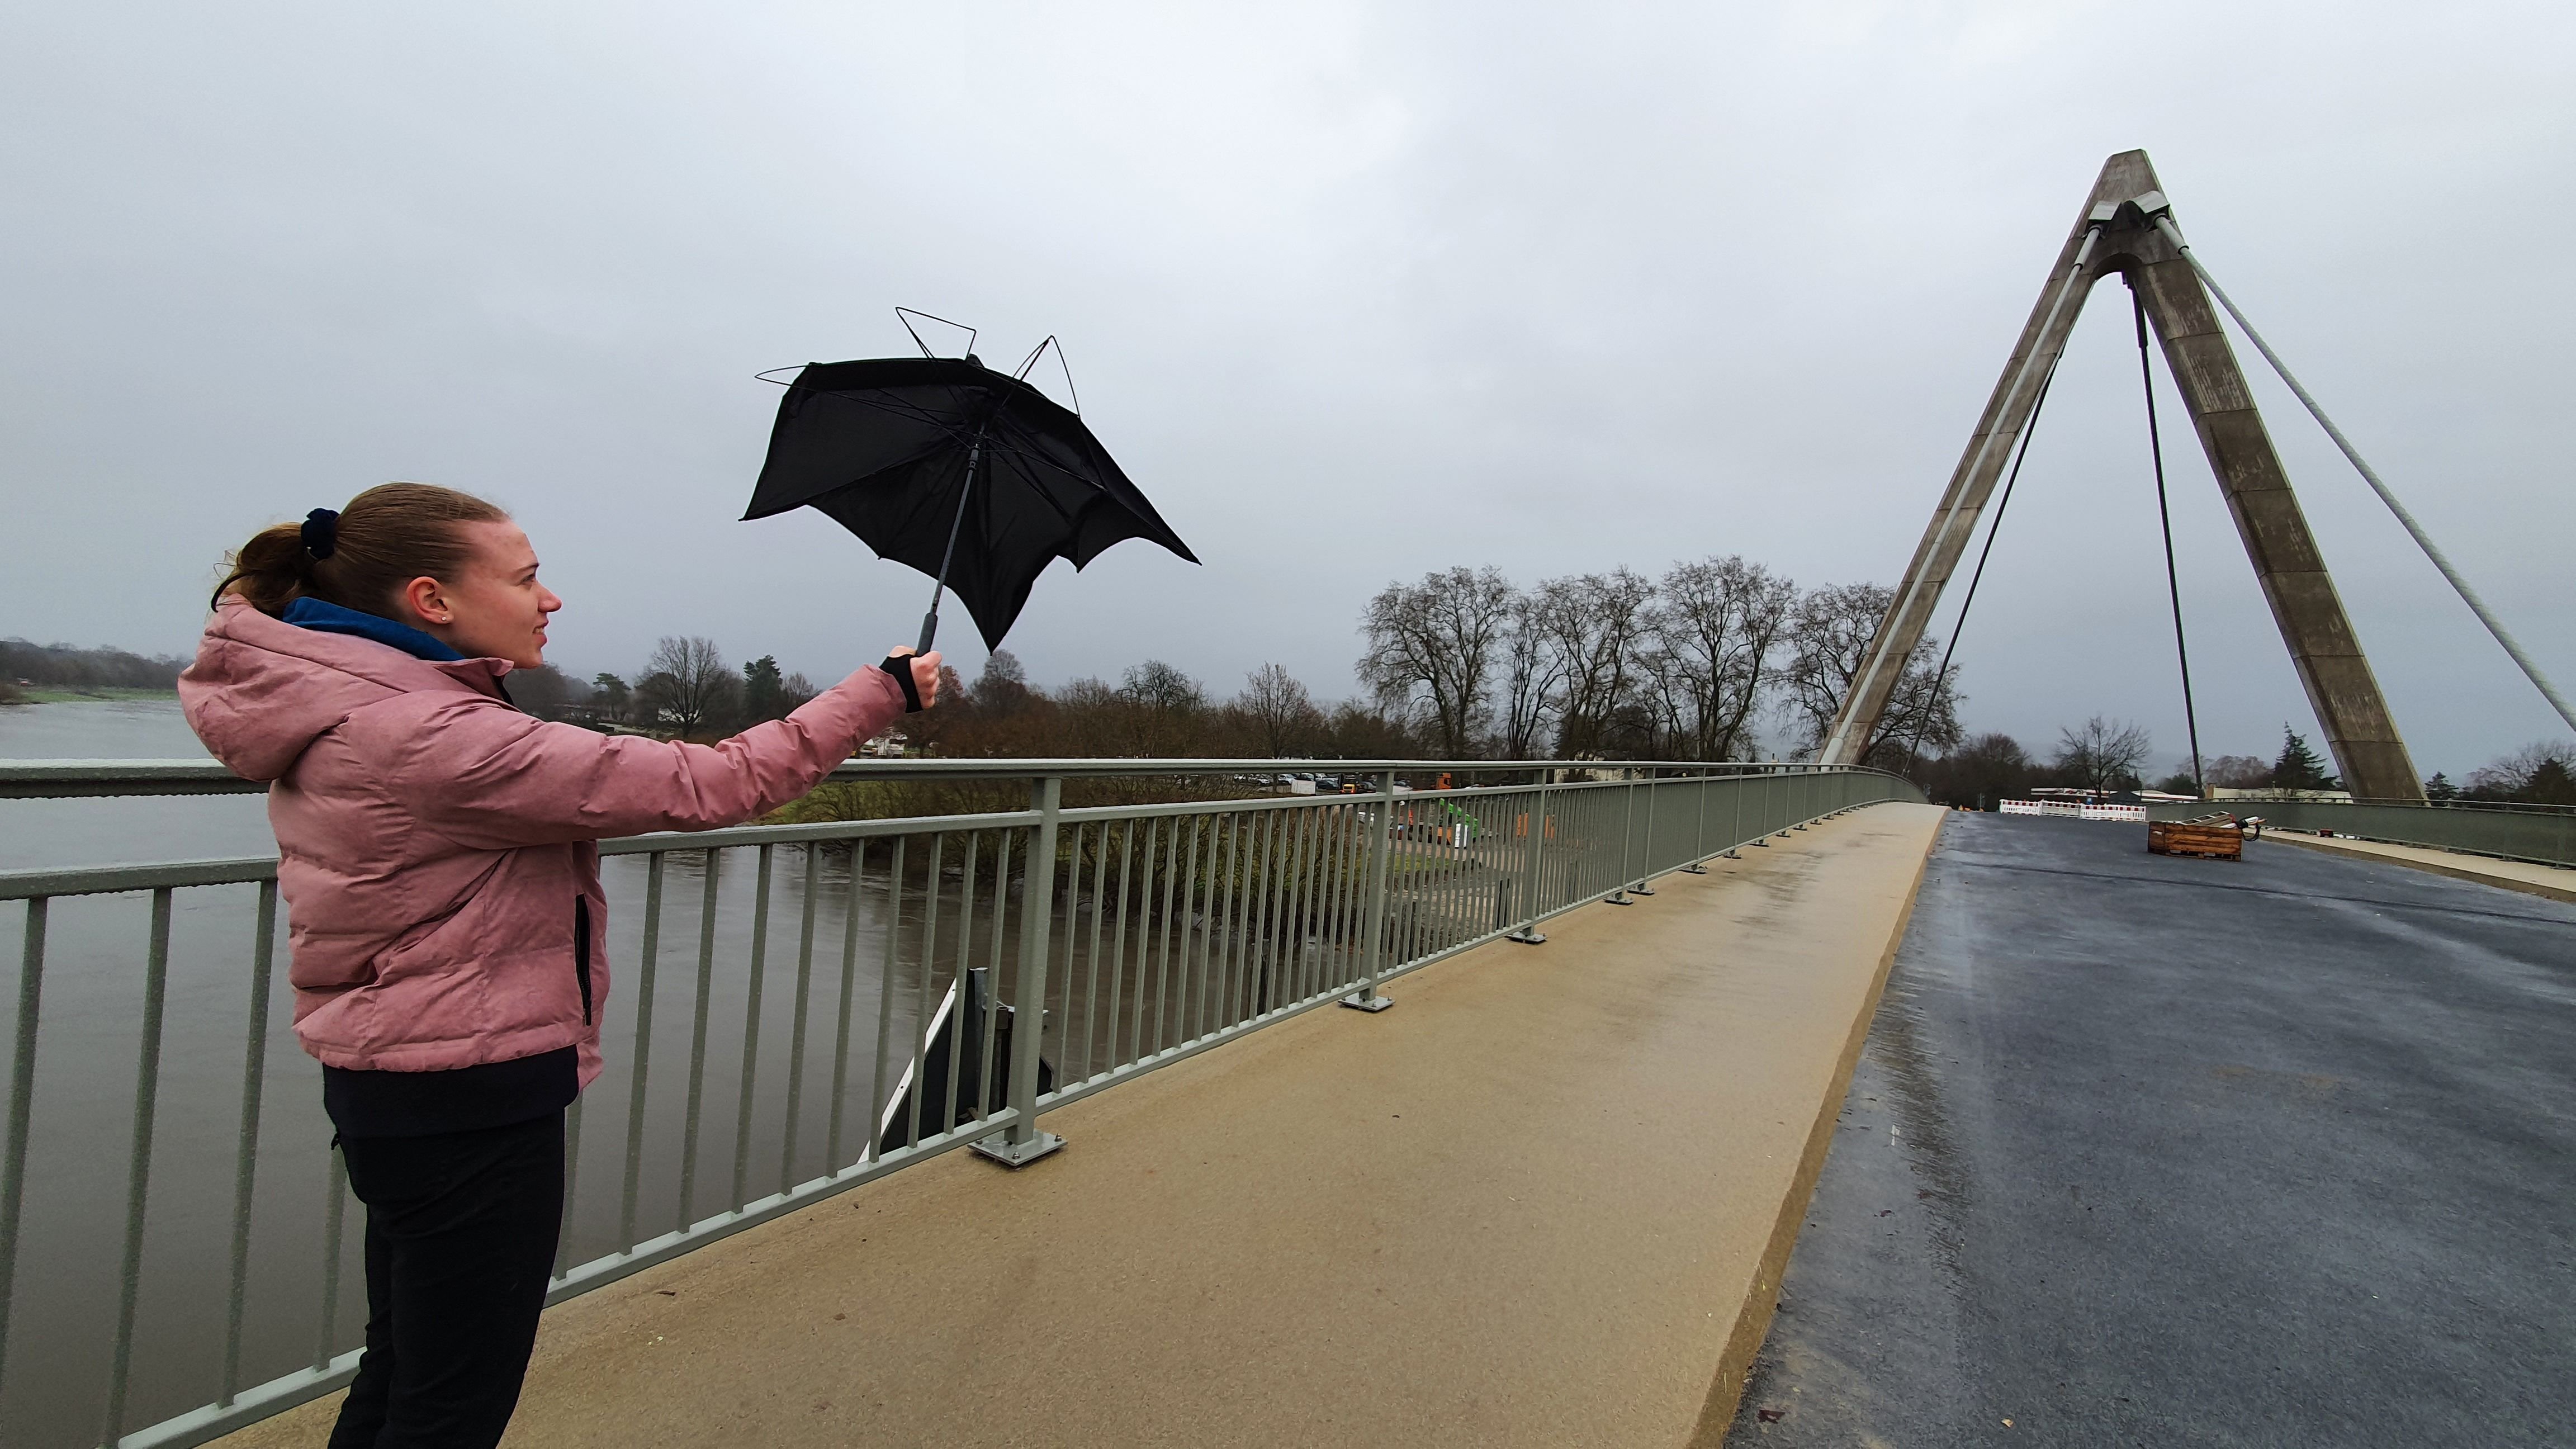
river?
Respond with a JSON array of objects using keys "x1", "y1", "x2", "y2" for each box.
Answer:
[{"x1": 0, "y1": 698, "x2": 274, "y2": 870}]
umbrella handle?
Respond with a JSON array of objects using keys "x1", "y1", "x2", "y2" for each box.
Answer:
[{"x1": 916, "y1": 607, "x2": 939, "y2": 655}]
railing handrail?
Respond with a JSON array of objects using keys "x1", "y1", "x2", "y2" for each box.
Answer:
[
  {"x1": 2215, "y1": 792, "x2": 2576, "y2": 818},
  {"x1": 0, "y1": 755, "x2": 1890, "y2": 800},
  {"x1": 0, "y1": 762, "x2": 1906, "y2": 900}
]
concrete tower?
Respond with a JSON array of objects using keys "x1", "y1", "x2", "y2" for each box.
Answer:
[{"x1": 1819, "y1": 150, "x2": 2422, "y2": 802}]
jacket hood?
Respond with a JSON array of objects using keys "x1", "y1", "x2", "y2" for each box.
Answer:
[{"x1": 181, "y1": 600, "x2": 515, "y2": 782}]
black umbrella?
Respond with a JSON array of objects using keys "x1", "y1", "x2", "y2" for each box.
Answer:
[{"x1": 742, "y1": 348, "x2": 1196, "y2": 653}]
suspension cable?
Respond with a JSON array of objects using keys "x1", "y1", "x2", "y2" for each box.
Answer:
[
  {"x1": 2153, "y1": 214, "x2": 2576, "y2": 737},
  {"x1": 2132, "y1": 280, "x2": 2206, "y2": 797},
  {"x1": 1905, "y1": 360, "x2": 2059, "y2": 775}
]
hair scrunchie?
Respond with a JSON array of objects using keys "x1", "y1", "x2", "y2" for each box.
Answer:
[{"x1": 301, "y1": 508, "x2": 339, "y2": 561}]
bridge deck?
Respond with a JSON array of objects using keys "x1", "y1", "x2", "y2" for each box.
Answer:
[
  {"x1": 1725, "y1": 813, "x2": 2576, "y2": 1446},
  {"x1": 219, "y1": 804, "x2": 1947, "y2": 1449}
]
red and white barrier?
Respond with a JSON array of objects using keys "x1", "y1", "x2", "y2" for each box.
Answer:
[{"x1": 2000, "y1": 799, "x2": 2144, "y2": 821}]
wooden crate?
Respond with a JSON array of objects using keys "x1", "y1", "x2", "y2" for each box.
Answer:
[{"x1": 2148, "y1": 815, "x2": 2243, "y2": 861}]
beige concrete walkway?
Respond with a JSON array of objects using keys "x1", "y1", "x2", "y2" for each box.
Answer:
[
  {"x1": 224, "y1": 803, "x2": 1947, "y2": 1449},
  {"x1": 2260, "y1": 829, "x2": 2576, "y2": 905}
]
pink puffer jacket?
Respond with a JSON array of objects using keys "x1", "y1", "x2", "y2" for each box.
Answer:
[{"x1": 180, "y1": 600, "x2": 906, "y2": 1085}]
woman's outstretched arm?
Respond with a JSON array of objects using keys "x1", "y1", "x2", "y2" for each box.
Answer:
[{"x1": 377, "y1": 659, "x2": 924, "y2": 850}]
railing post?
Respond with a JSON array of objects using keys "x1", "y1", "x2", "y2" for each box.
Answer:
[
  {"x1": 1631, "y1": 769, "x2": 1658, "y2": 894},
  {"x1": 977, "y1": 776, "x2": 1066, "y2": 1166},
  {"x1": 1342, "y1": 770, "x2": 1396, "y2": 1011},
  {"x1": 1508, "y1": 775, "x2": 1549, "y2": 945},
  {"x1": 0, "y1": 897, "x2": 46, "y2": 1395},
  {"x1": 1680, "y1": 769, "x2": 1710, "y2": 873}
]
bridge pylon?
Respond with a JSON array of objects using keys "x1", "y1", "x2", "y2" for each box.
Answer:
[{"x1": 1819, "y1": 150, "x2": 2423, "y2": 802}]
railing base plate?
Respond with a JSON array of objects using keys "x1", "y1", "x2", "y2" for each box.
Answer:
[
  {"x1": 1341, "y1": 992, "x2": 1395, "y2": 1012},
  {"x1": 1679, "y1": 863, "x2": 1708, "y2": 874},
  {"x1": 970, "y1": 1131, "x2": 1065, "y2": 1169},
  {"x1": 1630, "y1": 883, "x2": 1656, "y2": 895},
  {"x1": 1506, "y1": 927, "x2": 1547, "y2": 945}
]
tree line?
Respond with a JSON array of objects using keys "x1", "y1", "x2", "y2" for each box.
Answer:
[
  {"x1": 1918, "y1": 719, "x2": 2329, "y2": 807},
  {"x1": 510, "y1": 637, "x2": 820, "y2": 735},
  {"x1": 0, "y1": 639, "x2": 187, "y2": 702},
  {"x1": 1355, "y1": 560, "x2": 1958, "y2": 765},
  {"x1": 527, "y1": 554, "x2": 1968, "y2": 771}
]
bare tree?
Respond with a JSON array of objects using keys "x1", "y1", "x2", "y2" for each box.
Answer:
[
  {"x1": 1497, "y1": 590, "x2": 1562, "y2": 760},
  {"x1": 2204, "y1": 754, "x2": 2270, "y2": 788},
  {"x1": 1236, "y1": 663, "x2": 1323, "y2": 757},
  {"x1": 2465, "y1": 738, "x2": 2576, "y2": 803},
  {"x1": 637, "y1": 635, "x2": 733, "y2": 734},
  {"x1": 972, "y1": 648, "x2": 1034, "y2": 716},
  {"x1": 1533, "y1": 568, "x2": 1654, "y2": 758},
  {"x1": 1121, "y1": 660, "x2": 1206, "y2": 713},
  {"x1": 1778, "y1": 583, "x2": 1958, "y2": 765},
  {"x1": 1641, "y1": 556, "x2": 1796, "y2": 761},
  {"x1": 1110, "y1": 660, "x2": 1210, "y2": 755},
  {"x1": 1920, "y1": 731, "x2": 2036, "y2": 807},
  {"x1": 1356, "y1": 566, "x2": 1517, "y2": 757},
  {"x1": 2053, "y1": 716, "x2": 2152, "y2": 792}
]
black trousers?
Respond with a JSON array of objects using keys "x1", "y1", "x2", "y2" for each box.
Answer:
[{"x1": 328, "y1": 1112, "x2": 565, "y2": 1449}]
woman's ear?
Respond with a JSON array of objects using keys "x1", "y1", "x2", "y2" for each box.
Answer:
[{"x1": 401, "y1": 575, "x2": 451, "y2": 627}]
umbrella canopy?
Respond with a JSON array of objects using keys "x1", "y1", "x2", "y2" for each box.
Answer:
[{"x1": 744, "y1": 356, "x2": 1196, "y2": 652}]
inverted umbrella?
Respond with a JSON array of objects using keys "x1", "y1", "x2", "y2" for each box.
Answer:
[{"x1": 743, "y1": 352, "x2": 1196, "y2": 652}]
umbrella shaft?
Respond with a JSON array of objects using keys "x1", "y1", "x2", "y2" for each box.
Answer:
[{"x1": 917, "y1": 437, "x2": 983, "y2": 654}]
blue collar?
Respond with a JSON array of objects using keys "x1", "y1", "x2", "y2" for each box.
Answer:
[{"x1": 283, "y1": 597, "x2": 467, "y2": 662}]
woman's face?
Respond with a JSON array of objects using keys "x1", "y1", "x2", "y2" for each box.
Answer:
[{"x1": 400, "y1": 520, "x2": 563, "y2": 669}]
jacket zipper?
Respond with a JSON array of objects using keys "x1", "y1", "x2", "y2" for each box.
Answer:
[{"x1": 572, "y1": 896, "x2": 594, "y2": 1025}]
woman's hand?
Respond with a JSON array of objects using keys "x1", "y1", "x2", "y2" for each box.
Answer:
[{"x1": 883, "y1": 648, "x2": 941, "y2": 710}]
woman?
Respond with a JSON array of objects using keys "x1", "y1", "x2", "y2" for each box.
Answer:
[{"x1": 179, "y1": 482, "x2": 936, "y2": 1448}]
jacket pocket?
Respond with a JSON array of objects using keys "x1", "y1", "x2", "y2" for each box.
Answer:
[{"x1": 572, "y1": 896, "x2": 595, "y2": 1025}]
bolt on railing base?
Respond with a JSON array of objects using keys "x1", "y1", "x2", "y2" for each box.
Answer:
[
  {"x1": 970, "y1": 1131, "x2": 1066, "y2": 1169},
  {"x1": 1506, "y1": 926, "x2": 1547, "y2": 945},
  {"x1": 1341, "y1": 992, "x2": 1394, "y2": 1012}
]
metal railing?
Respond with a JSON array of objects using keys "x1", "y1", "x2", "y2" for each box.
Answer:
[
  {"x1": 0, "y1": 757, "x2": 1920, "y2": 1447},
  {"x1": 2144, "y1": 795, "x2": 2576, "y2": 869}
]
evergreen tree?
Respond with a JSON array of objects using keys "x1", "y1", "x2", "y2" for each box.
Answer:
[
  {"x1": 2269, "y1": 725, "x2": 2337, "y2": 791},
  {"x1": 2526, "y1": 757, "x2": 2576, "y2": 806},
  {"x1": 742, "y1": 655, "x2": 787, "y2": 722},
  {"x1": 2423, "y1": 771, "x2": 2457, "y2": 801}
]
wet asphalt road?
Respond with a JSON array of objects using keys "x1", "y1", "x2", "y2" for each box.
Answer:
[{"x1": 1726, "y1": 813, "x2": 2576, "y2": 1448}]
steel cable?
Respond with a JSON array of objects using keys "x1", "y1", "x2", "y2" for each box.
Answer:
[{"x1": 2153, "y1": 214, "x2": 2576, "y2": 736}]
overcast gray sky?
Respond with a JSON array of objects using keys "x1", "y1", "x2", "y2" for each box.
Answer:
[{"x1": 4, "y1": 2, "x2": 2568, "y2": 774}]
